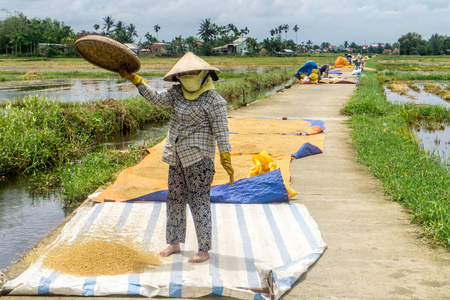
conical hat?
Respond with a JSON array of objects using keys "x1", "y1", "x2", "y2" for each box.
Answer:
[{"x1": 163, "y1": 52, "x2": 220, "y2": 82}]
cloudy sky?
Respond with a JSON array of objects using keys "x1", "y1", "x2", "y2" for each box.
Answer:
[{"x1": 2, "y1": 0, "x2": 450, "y2": 46}]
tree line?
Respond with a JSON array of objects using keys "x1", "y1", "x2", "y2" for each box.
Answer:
[{"x1": 1, "y1": 11, "x2": 450, "y2": 57}]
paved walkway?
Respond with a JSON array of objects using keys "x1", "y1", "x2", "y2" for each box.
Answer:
[
  {"x1": 230, "y1": 78, "x2": 450, "y2": 299},
  {"x1": 4, "y1": 72, "x2": 450, "y2": 299}
]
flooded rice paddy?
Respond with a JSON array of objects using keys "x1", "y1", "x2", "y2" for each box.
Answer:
[
  {"x1": 385, "y1": 82, "x2": 450, "y2": 165},
  {"x1": 0, "y1": 77, "x2": 172, "y2": 102}
]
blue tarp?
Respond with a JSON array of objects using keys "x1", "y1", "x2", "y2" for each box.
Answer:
[
  {"x1": 128, "y1": 168, "x2": 289, "y2": 204},
  {"x1": 291, "y1": 142, "x2": 323, "y2": 159}
]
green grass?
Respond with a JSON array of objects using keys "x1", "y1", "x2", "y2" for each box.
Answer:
[
  {"x1": 0, "y1": 95, "x2": 171, "y2": 176},
  {"x1": 0, "y1": 65, "x2": 302, "y2": 206},
  {"x1": 343, "y1": 60, "x2": 450, "y2": 247},
  {"x1": 216, "y1": 70, "x2": 293, "y2": 109},
  {"x1": 45, "y1": 138, "x2": 165, "y2": 207}
]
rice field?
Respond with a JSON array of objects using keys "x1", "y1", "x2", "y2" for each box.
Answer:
[{"x1": 343, "y1": 55, "x2": 450, "y2": 247}]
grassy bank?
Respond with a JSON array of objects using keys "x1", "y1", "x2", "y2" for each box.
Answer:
[
  {"x1": 343, "y1": 60, "x2": 450, "y2": 247},
  {"x1": 217, "y1": 70, "x2": 293, "y2": 109},
  {"x1": 1, "y1": 66, "x2": 303, "y2": 206},
  {"x1": 0, "y1": 96, "x2": 171, "y2": 176}
]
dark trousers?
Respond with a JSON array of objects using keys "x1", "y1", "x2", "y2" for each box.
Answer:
[{"x1": 166, "y1": 156, "x2": 215, "y2": 251}]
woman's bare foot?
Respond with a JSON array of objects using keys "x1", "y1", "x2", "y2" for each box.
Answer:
[
  {"x1": 159, "y1": 244, "x2": 181, "y2": 257},
  {"x1": 188, "y1": 251, "x2": 210, "y2": 263}
]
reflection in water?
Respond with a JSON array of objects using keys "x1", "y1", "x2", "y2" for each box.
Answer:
[
  {"x1": 0, "y1": 77, "x2": 173, "y2": 102},
  {"x1": 413, "y1": 125, "x2": 450, "y2": 165},
  {"x1": 384, "y1": 83, "x2": 450, "y2": 165},
  {"x1": 384, "y1": 83, "x2": 450, "y2": 108},
  {"x1": 0, "y1": 177, "x2": 67, "y2": 271},
  {"x1": 98, "y1": 122, "x2": 169, "y2": 151}
]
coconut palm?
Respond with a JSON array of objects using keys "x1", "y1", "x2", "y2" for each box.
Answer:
[
  {"x1": 293, "y1": 25, "x2": 299, "y2": 47},
  {"x1": 126, "y1": 23, "x2": 138, "y2": 40},
  {"x1": 283, "y1": 24, "x2": 289, "y2": 41},
  {"x1": 102, "y1": 16, "x2": 115, "y2": 35},
  {"x1": 114, "y1": 21, "x2": 126, "y2": 34},
  {"x1": 197, "y1": 18, "x2": 217, "y2": 43},
  {"x1": 154, "y1": 24, "x2": 160, "y2": 41}
]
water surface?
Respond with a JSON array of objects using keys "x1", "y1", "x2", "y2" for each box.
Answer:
[
  {"x1": 0, "y1": 77, "x2": 172, "y2": 102},
  {"x1": 384, "y1": 83, "x2": 450, "y2": 164}
]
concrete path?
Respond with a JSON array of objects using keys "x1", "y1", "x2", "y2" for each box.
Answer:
[
  {"x1": 4, "y1": 73, "x2": 450, "y2": 300},
  {"x1": 230, "y1": 79, "x2": 450, "y2": 299}
]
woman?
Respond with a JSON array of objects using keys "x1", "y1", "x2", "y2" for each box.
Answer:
[{"x1": 120, "y1": 52, "x2": 234, "y2": 263}]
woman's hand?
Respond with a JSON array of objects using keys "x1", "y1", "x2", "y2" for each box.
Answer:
[
  {"x1": 119, "y1": 69, "x2": 143, "y2": 85},
  {"x1": 220, "y1": 152, "x2": 234, "y2": 186}
]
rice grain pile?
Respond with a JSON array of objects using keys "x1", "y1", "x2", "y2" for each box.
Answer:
[{"x1": 42, "y1": 240, "x2": 162, "y2": 276}]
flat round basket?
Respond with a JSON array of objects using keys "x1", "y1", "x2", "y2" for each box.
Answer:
[{"x1": 74, "y1": 35, "x2": 140, "y2": 73}]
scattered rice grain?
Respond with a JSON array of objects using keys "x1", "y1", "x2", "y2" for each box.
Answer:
[{"x1": 42, "y1": 240, "x2": 162, "y2": 276}]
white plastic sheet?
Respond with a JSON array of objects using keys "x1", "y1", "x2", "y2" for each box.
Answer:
[{"x1": 3, "y1": 202, "x2": 326, "y2": 299}]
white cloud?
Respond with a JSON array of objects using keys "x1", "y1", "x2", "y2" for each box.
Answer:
[{"x1": 2, "y1": 0, "x2": 450, "y2": 45}]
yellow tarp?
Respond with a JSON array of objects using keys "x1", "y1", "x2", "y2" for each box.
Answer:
[
  {"x1": 92, "y1": 117, "x2": 324, "y2": 202},
  {"x1": 333, "y1": 56, "x2": 350, "y2": 68}
]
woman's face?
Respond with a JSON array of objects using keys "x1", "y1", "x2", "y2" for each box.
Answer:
[{"x1": 178, "y1": 70, "x2": 201, "y2": 77}]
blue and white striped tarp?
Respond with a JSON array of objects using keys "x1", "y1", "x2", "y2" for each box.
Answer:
[{"x1": 4, "y1": 202, "x2": 326, "y2": 299}]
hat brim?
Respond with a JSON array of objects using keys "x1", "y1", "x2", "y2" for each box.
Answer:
[
  {"x1": 74, "y1": 35, "x2": 140, "y2": 73},
  {"x1": 163, "y1": 52, "x2": 220, "y2": 82}
]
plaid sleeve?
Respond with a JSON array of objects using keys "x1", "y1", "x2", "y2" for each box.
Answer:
[
  {"x1": 207, "y1": 93, "x2": 231, "y2": 153},
  {"x1": 137, "y1": 82, "x2": 176, "y2": 108}
]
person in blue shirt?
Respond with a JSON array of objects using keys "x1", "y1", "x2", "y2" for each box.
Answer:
[
  {"x1": 295, "y1": 61, "x2": 319, "y2": 82},
  {"x1": 295, "y1": 61, "x2": 318, "y2": 77}
]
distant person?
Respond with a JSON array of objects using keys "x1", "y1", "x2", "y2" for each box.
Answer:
[
  {"x1": 295, "y1": 61, "x2": 319, "y2": 83},
  {"x1": 319, "y1": 64, "x2": 330, "y2": 78},
  {"x1": 346, "y1": 53, "x2": 352, "y2": 65},
  {"x1": 355, "y1": 53, "x2": 363, "y2": 69},
  {"x1": 120, "y1": 52, "x2": 234, "y2": 263}
]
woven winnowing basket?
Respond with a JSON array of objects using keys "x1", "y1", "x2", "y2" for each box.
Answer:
[{"x1": 74, "y1": 35, "x2": 140, "y2": 73}]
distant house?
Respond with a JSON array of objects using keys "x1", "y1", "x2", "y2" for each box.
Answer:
[
  {"x1": 333, "y1": 44, "x2": 347, "y2": 52},
  {"x1": 370, "y1": 43, "x2": 385, "y2": 48},
  {"x1": 212, "y1": 44, "x2": 235, "y2": 55},
  {"x1": 234, "y1": 37, "x2": 248, "y2": 55},
  {"x1": 275, "y1": 49, "x2": 294, "y2": 56},
  {"x1": 38, "y1": 43, "x2": 67, "y2": 56},
  {"x1": 124, "y1": 43, "x2": 141, "y2": 55},
  {"x1": 141, "y1": 42, "x2": 167, "y2": 56},
  {"x1": 211, "y1": 37, "x2": 250, "y2": 55}
]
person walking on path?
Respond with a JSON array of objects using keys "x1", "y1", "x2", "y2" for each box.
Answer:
[{"x1": 120, "y1": 52, "x2": 234, "y2": 263}]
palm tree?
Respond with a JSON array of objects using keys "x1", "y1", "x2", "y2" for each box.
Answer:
[
  {"x1": 239, "y1": 27, "x2": 249, "y2": 37},
  {"x1": 282, "y1": 24, "x2": 289, "y2": 49},
  {"x1": 293, "y1": 25, "x2": 299, "y2": 49},
  {"x1": 306, "y1": 40, "x2": 313, "y2": 51},
  {"x1": 154, "y1": 24, "x2": 160, "y2": 41},
  {"x1": 197, "y1": 18, "x2": 217, "y2": 43},
  {"x1": 283, "y1": 24, "x2": 289, "y2": 41},
  {"x1": 126, "y1": 23, "x2": 138, "y2": 40},
  {"x1": 114, "y1": 20, "x2": 126, "y2": 34},
  {"x1": 102, "y1": 16, "x2": 115, "y2": 35},
  {"x1": 277, "y1": 25, "x2": 283, "y2": 37},
  {"x1": 93, "y1": 24, "x2": 100, "y2": 32}
]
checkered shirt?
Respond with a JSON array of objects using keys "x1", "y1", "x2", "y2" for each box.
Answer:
[{"x1": 137, "y1": 82, "x2": 231, "y2": 168}]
